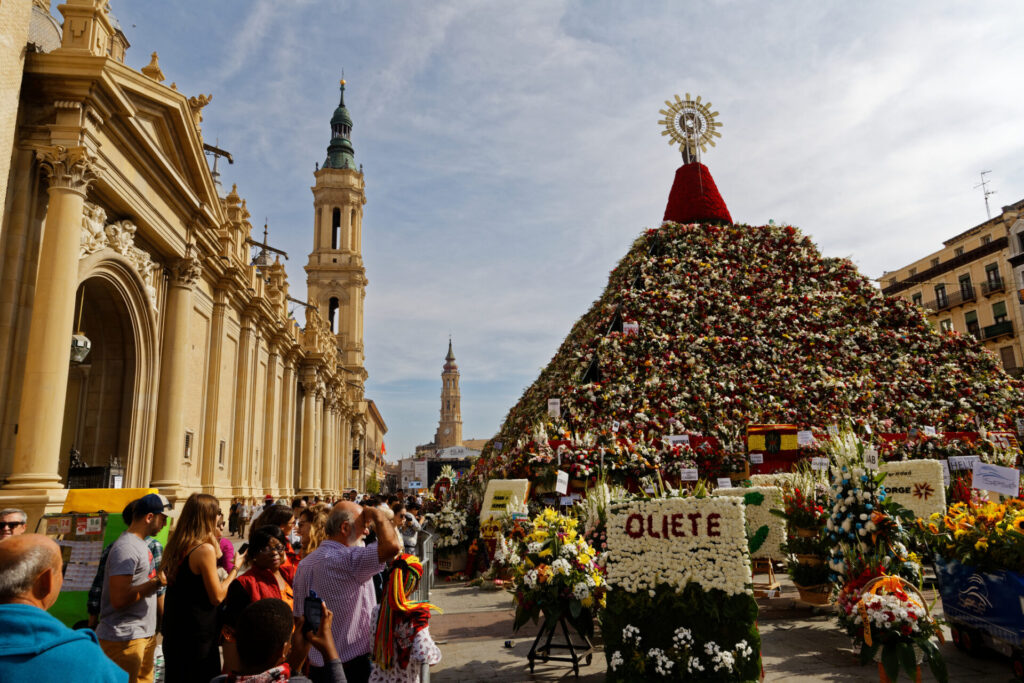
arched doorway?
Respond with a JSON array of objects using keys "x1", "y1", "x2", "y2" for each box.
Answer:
[{"x1": 60, "y1": 257, "x2": 158, "y2": 488}]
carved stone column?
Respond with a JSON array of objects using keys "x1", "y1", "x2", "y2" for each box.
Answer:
[
  {"x1": 201, "y1": 290, "x2": 227, "y2": 491},
  {"x1": 278, "y1": 358, "x2": 295, "y2": 494},
  {"x1": 150, "y1": 256, "x2": 202, "y2": 495},
  {"x1": 6, "y1": 146, "x2": 98, "y2": 491},
  {"x1": 313, "y1": 383, "x2": 325, "y2": 495},
  {"x1": 231, "y1": 314, "x2": 255, "y2": 494},
  {"x1": 262, "y1": 346, "x2": 280, "y2": 494},
  {"x1": 297, "y1": 372, "x2": 317, "y2": 496},
  {"x1": 339, "y1": 409, "x2": 351, "y2": 490}
]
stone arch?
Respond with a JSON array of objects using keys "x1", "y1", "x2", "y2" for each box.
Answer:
[{"x1": 66, "y1": 252, "x2": 159, "y2": 488}]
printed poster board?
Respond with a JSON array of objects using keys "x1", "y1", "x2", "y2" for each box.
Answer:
[
  {"x1": 480, "y1": 479, "x2": 530, "y2": 525},
  {"x1": 44, "y1": 488, "x2": 165, "y2": 628}
]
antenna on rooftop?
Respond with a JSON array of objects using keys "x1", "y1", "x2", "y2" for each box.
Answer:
[{"x1": 974, "y1": 170, "x2": 996, "y2": 220}]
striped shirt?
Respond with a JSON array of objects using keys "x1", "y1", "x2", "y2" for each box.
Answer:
[{"x1": 293, "y1": 539, "x2": 385, "y2": 666}]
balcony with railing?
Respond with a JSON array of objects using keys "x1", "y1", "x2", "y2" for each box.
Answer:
[
  {"x1": 983, "y1": 320, "x2": 1014, "y2": 340},
  {"x1": 925, "y1": 286, "x2": 976, "y2": 312},
  {"x1": 981, "y1": 277, "x2": 1005, "y2": 296}
]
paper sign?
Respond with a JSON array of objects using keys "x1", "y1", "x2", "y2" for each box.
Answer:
[
  {"x1": 611, "y1": 421, "x2": 620, "y2": 433},
  {"x1": 922, "y1": 426, "x2": 937, "y2": 437},
  {"x1": 86, "y1": 517, "x2": 103, "y2": 534},
  {"x1": 489, "y1": 490, "x2": 513, "y2": 512},
  {"x1": 494, "y1": 441, "x2": 504, "y2": 452},
  {"x1": 644, "y1": 487, "x2": 656, "y2": 494},
  {"x1": 680, "y1": 468, "x2": 698, "y2": 481},
  {"x1": 863, "y1": 448, "x2": 879, "y2": 471},
  {"x1": 668, "y1": 434, "x2": 690, "y2": 446},
  {"x1": 58, "y1": 517, "x2": 72, "y2": 534},
  {"x1": 408, "y1": 480, "x2": 422, "y2": 489},
  {"x1": 46, "y1": 519, "x2": 61, "y2": 535},
  {"x1": 1016, "y1": 418, "x2": 1024, "y2": 436},
  {"x1": 811, "y1": 457, "x2": 829, "y2": 471},
  {"x1": 948, "y1": 455, "x2": 981, "y2": 471},
  {"x1": 940, "y1": 460, "x2": 950, "y2": 486},
  {"x1": 75, "y1": 517, "x2": 88, "y2": 534},
  {"x1": 827, "y1": 425, "x2": 839, "y2": 437},
  {"x1": 749, "y1": 453, "x2": 764, "y2": 464},
  {"x1": 481, "y1": 479, "x2": 530, "y2": 523},
  {"x1": 623, "y1": 322, "x2": 639, "y2": 336},
  {"x1": 880, "y1": 461, "x2": 946, "y2": 518},
  {"x1": 716, "y1": 477, "x2": 733, "y2": 489},
  {"x1": 547, "y1": 398, "x2": 561, "y2": 419},
  {"x1": 559, "y1": 496, "x2": 574, "y2": 506},
  {"x1": 555, "y1": 469, "x2": 569, "y2": 495},
  {"x1": 797, "y1": 431, "x2": 815, "y2": 446},
  {"x1": 972, "y1": 462, "x2": 1021, "y2": 497}
]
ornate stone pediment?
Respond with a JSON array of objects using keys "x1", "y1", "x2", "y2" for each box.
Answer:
[{"x1": 81, "y1": 202, "x2": 160, "y2": 309}]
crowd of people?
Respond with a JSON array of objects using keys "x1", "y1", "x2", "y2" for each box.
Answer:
[{"x1": 0, "y1": 490, "x2": 439, "y2": 683}]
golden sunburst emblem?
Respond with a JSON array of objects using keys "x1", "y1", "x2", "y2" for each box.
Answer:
[{"x1": 658, "y1": 93, "x2": 722, "y2": 161}]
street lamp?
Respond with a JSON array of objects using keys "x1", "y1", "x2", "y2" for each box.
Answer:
[{"x1": 70, "y1": 286, "x2": 91, "y2": 364}]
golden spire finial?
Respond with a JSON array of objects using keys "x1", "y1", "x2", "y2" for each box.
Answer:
[
  {"x1": 141, "y1": 51, "x2": 165, "y2": 83},
  {"x1": 658, "y1": 93, "x2": 722, "y2": 163},
  {"x1": 340, "y1": 78, "x2": 346, "y2": 86}
]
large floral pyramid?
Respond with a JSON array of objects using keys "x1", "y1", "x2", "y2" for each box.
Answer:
[{"x1": 477, "y1": 163, "x2": 1024, "y2": 482}]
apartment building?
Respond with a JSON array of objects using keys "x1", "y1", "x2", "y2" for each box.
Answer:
[{"x1": 881, "y1": 200, "x2": 1024, "y2": 377}]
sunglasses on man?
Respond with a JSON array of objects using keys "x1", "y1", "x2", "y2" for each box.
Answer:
[{"x1": 0, "y1": 521, "x2": 25, "y2": 531}]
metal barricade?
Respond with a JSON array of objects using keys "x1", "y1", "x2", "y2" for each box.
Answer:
[{"x1": 412, "y1": 529, "x2": 435, "y2": 602}]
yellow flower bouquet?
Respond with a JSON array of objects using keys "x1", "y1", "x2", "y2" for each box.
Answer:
[
  {"x1": 511, "y1": 507, "x2": 606, "y2": 639},
  {"x1": 915, "y1": 500, "x2": 1024, "y2": 572}
]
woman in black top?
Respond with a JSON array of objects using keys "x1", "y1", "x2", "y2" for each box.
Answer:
[{"x1": 160, "y1": 493, "x2": 237, "y2": 682}]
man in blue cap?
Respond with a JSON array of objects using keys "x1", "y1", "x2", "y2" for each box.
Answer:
[
  {"x1": 96, "y1": 493, "x2": 170, "y2": 683},
  {"x1": 88, "y1": 499, "x2": 166, "y2": 630}
]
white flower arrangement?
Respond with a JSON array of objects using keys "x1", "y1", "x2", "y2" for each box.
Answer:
[
  {"x1": 427, "y1": 500, "x2": 468, "y2": 552},
  {"x1": 712, "y1": 485, "x2": 786, "y2": 559},
  {"x1": 605, "y1": 496, "x2": 752, "y2": 596},
  {"x1": 610, "y1": 625, "x2": 756, "y2": 678},
  {"x1": 878, "y1": 459, "x2": 946, "y2": 520}
]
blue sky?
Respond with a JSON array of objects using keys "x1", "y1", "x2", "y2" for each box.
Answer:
[{"x1": 107, "y1": 1, "x2": 1024, "y2": 460}]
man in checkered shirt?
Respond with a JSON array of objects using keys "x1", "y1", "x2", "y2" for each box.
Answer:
[{"x1": 293, "y1": 500, "x2": 401, "y2": 683}]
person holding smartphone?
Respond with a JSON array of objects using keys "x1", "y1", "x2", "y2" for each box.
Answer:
[
  {"x1": 210, "y1": 597, "x2": 344, "y2": 683},
  {"x1": 292, "y1": 502, "x2": 400, "y2": 683}
]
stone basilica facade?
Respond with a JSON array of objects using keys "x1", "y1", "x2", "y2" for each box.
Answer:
[{"x1": 0, "y1": 0, "x2": 382, "y2": 522}]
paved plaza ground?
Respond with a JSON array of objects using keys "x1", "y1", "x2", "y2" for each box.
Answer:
[{"x1": 426, "y1": 577, "x2": 1016, "y2": 682}]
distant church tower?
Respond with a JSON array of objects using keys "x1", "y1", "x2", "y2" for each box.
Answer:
[
  {"x1": 306, "y1": 79, "x2": 367, "y2": 378},
  {"x1": 435, "y1": 339, "x2": 463, "y2": 449}
]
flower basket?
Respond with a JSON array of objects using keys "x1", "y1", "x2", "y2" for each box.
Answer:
[
  {"x1": 436, "y1": 549, "x2": 468, "y2": 573},
  {"x1": 795, "y1": 553, "x2": 824, "y2": 567},
  {"x1": 853, "y1": 575, "x2": 945, "y2": 682},
  {"x1": 794, "y1": 582, "x2": 833, "y2": 605},
  {"x1": 729, "y1": 461, "x2": 751, "y2": 483}
]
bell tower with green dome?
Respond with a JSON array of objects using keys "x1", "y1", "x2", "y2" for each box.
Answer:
[{"x1": 306, "y1": 78, "x2": 368, "y2": 387}]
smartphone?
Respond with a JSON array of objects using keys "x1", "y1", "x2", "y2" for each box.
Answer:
[{"x1": 303, "y1": 591, "x2": 323, "y2": 634}]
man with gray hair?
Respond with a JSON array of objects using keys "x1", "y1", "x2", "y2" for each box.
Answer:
[
  {"x1": 0, "y1": 507, "x2": 27, "y2": 539},
  {"x1": 0, "y1": 533, "x2": 127, "y2": 681},
  {"x1": 292, "y1": 501, "x2": 400, "y2": 683}
]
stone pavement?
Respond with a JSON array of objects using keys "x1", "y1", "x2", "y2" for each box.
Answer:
[{"x1": 425, "y1": 578, "x2": 1017, "y2": 682}]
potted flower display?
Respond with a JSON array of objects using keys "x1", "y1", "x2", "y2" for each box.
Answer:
[
  {"x1": 511, "y1": 507, "x2": 606, "y2": 641},
  {"x1": 776, "y1": 481, "x2": 833, "y2": 604},
  {"x1": 914, "y1": 500, "x2": 1024, "y2": 678},
  {"x1": 428, "y1": 500, "x2": 470, "y2": 573}
]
